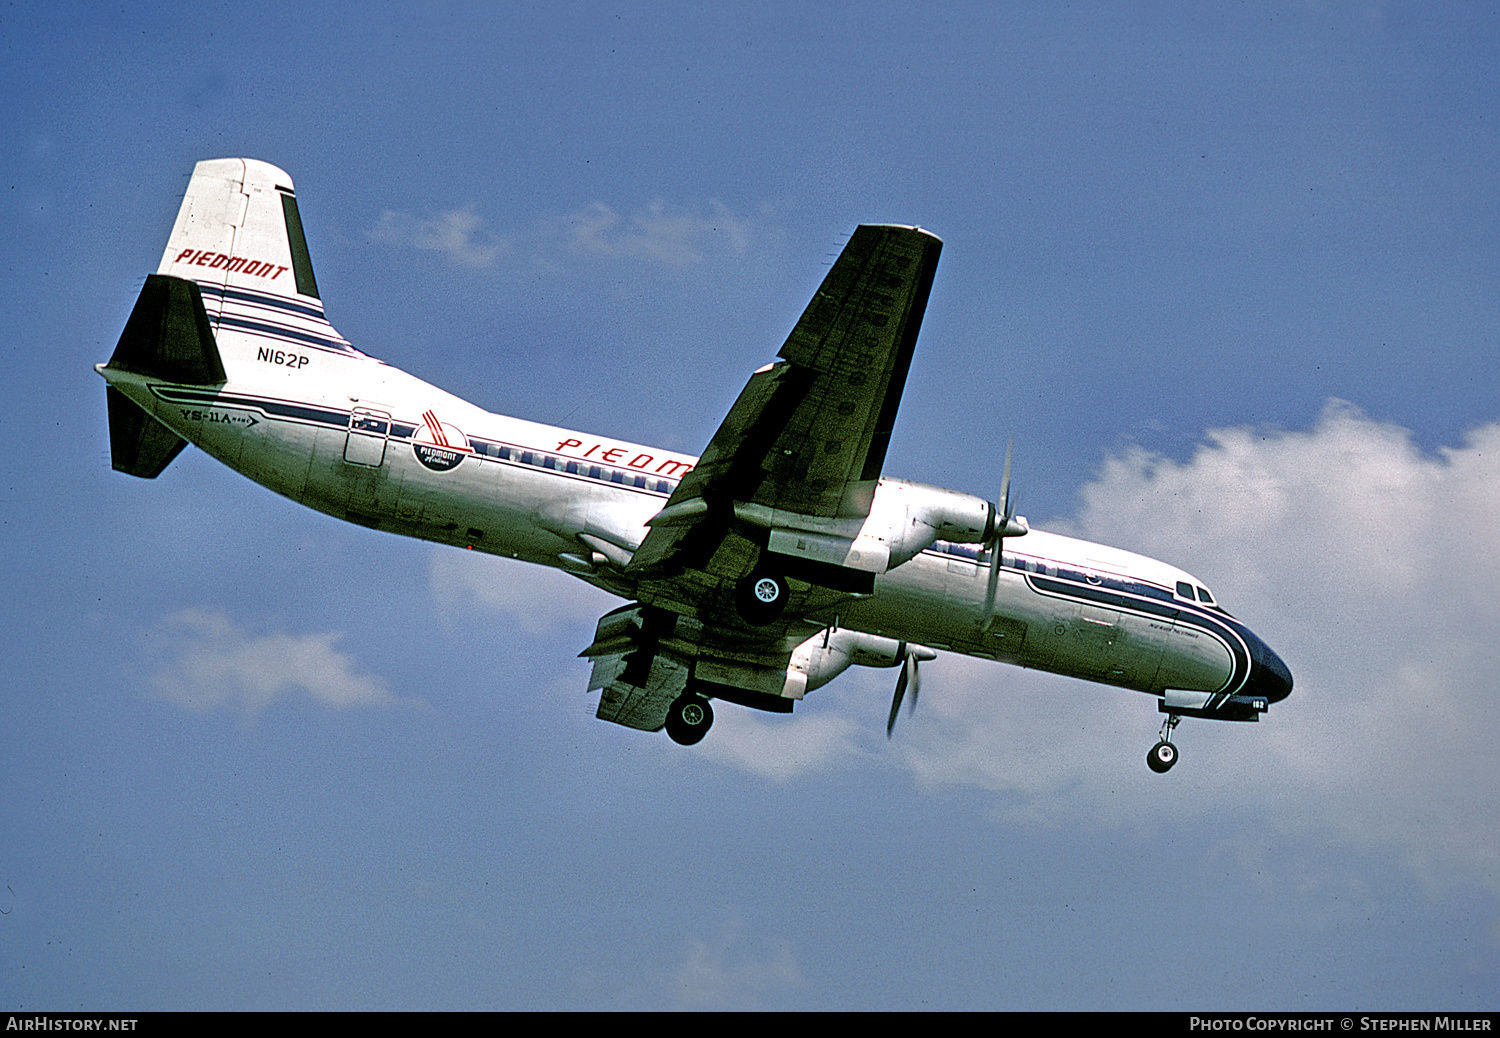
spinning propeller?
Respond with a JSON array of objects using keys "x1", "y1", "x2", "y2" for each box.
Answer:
[
  {"x1": 982, "y1": 439, "x2": 1029, "y2": 630},
  {"x1": 886, "y1": 644, "x2": 936, "y2": 738}
]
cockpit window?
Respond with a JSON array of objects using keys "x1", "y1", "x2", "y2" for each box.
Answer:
[{"x1": 1175, "y1": 581, "x2": 1219, "y2": 607}]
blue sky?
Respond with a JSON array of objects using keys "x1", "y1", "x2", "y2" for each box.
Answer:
[{"x1": 3, "y1": 1, "x2": 1498, "y2": 1010}]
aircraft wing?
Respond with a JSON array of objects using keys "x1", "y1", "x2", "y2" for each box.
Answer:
[
  {"x1": 625, "y1": 224, "x2": 943, "y2": 614},
  {"x1": 586, "y1": 226, "x2": 942, "y2": 725}
]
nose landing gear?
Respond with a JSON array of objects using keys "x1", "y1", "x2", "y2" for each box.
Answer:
[{"x1": 1147, "y1": 713, "x2": 1181, "y2": 773}]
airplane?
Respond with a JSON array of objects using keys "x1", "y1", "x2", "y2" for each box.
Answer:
[{"x1": 97, "y1": 158, "x2": 1292, "y2": 773}]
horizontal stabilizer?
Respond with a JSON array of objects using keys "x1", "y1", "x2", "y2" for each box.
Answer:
[
  {"x1": 106, "y1": 386, "x2": 187, "y2": 478},
  {"x1": 108, "y1": 274, "x2": 226, "y2": 385}
]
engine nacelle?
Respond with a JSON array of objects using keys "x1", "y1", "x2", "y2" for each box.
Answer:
[
  {"x1": 871, "y1": 478, "x2": 997, "y2": 569},
  {"x1": 782, "y1": 628, "x2": 909, "y2": 699},
  {"x1": 738, "y1": 478, "x2": 1008, "y2": 586}
]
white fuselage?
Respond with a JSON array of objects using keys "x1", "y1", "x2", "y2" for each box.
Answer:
[{"x1": 102, "y1": 317, "x2": 1261, "y2": 710}]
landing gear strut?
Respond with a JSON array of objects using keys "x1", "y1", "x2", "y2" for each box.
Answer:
[
  {"x1": 665, "y1": 693, "x2": 714, "y2": 746},
  {"x1": 1147, "y1": 713, "x2": 1181, "y2": 773}
]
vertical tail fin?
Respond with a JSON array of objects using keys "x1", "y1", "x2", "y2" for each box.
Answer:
[
  {"x1": 100, "y1": 158, "x2": 351, "y2": 479},
  {"x1": 154, "y1": 159, "x2": 350, "y2": 354},
  {"x1": 157, "y1": 158, "x2": 319, "y2": 308}
]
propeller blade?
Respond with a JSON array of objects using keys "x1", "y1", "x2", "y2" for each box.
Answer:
[
  {"x1": 999, "y1": 437, "x2": 1014, "y2": 524},
  {"x1": 983, "y1": 438, "x2": 1016, "y2": 631},
  {"x1": 907, "y1": 649, "x2": 921, "y2": 715},
  {"x1": 886, "y1": 659, "x2": 909, "y2": 738},
  {"x1": 886, "y1": 646, "x2": 937, "y2": 737},
  {"x1": 983, "y1": 540, "x2": 1001, "y2": 628}
]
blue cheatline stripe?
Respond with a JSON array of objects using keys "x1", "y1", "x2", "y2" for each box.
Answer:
[
  {"x1": 191, "y1": 278, "x2": 357, "y2": 355},
  {"x1": 1025, "y1": 573, "x2": 1253, "y2": 700},
  {"x1": 146, "y1": 386, "x2": 680, "y2": 498},
  {"x1": 927, "y1": 537, "x2": 1253, "y2": 701},
  {"x1": 200, "y1": 283, "x2": 330, "y2": 322},
  {"x1": 153, "y1": 386, "x2": 349, "y2": 427},
  {"x1": 214, "y1": 315, "x2": 355, "y2": 354}
]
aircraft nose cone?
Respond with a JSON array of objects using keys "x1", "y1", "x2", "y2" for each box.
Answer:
[{"x1": 1245, "y1": 635, "x2": 1293, "y2": 704}]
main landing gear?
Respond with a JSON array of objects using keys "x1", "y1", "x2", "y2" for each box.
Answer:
[
  {"x1": 665, "y1": 693, "x2": 714, "y2": 746},
  {"x1": 736, "y1": 571, "x2": 789, "y2": 626},
  {"x1": 1147, "y1": 713, "x2": 1181, "y2": 774}
]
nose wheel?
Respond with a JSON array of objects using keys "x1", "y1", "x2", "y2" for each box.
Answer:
[{"x1": 1147, "y1": 713, "x2": 1181, "y2": 773}]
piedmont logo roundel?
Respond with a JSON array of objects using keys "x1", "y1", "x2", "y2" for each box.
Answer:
[{"x1": 412, "y1": 409, "x2": 472, "y2": 472}]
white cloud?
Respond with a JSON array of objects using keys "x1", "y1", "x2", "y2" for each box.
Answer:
[
  {"x1": 427, "y1": 549, "x2": 618, "y2": 638},
  {"x1": 371, "y1": 205, "x2": 509, "y2": 267},
  {"x1": 699, "y1": 707, "x2": 870, "y2": 782},
  {"x1": 146, "y1": 609, "x2": 407, "y2": 715},
  {"x1": 418, "y1": 400, "x2": 1500, "y2": 897},
  {"x1": 669, "y1": 912, "x2": 804, "y2": 1010},
  {"x1": 372, "y1": 198, "x2": 754, "y2": 272},
  {"x1": 556, "y1": 199, "x2": 751, "y2": 267},
  {"x1": 892, "y1": 401, "x2": 1500, "y2": 893}
]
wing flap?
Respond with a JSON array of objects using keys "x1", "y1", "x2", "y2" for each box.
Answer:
[
  {"x1": 594, "y1": 652, "x2": 689, "y2": 732},
  {"x1": 583, "y1": 603, "x2": 804, "y2": 731}
]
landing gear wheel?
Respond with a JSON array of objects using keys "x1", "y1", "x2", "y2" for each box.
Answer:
[
  {"x1": 1146, "y1": 740, "x2": 1178, "y2": 773},
  {"x1": 665, "y1": 694, "x2": 714, "y2": 746},
  {"x1": 736, "y1": 572, "x2": 789, "y2": 626}
]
